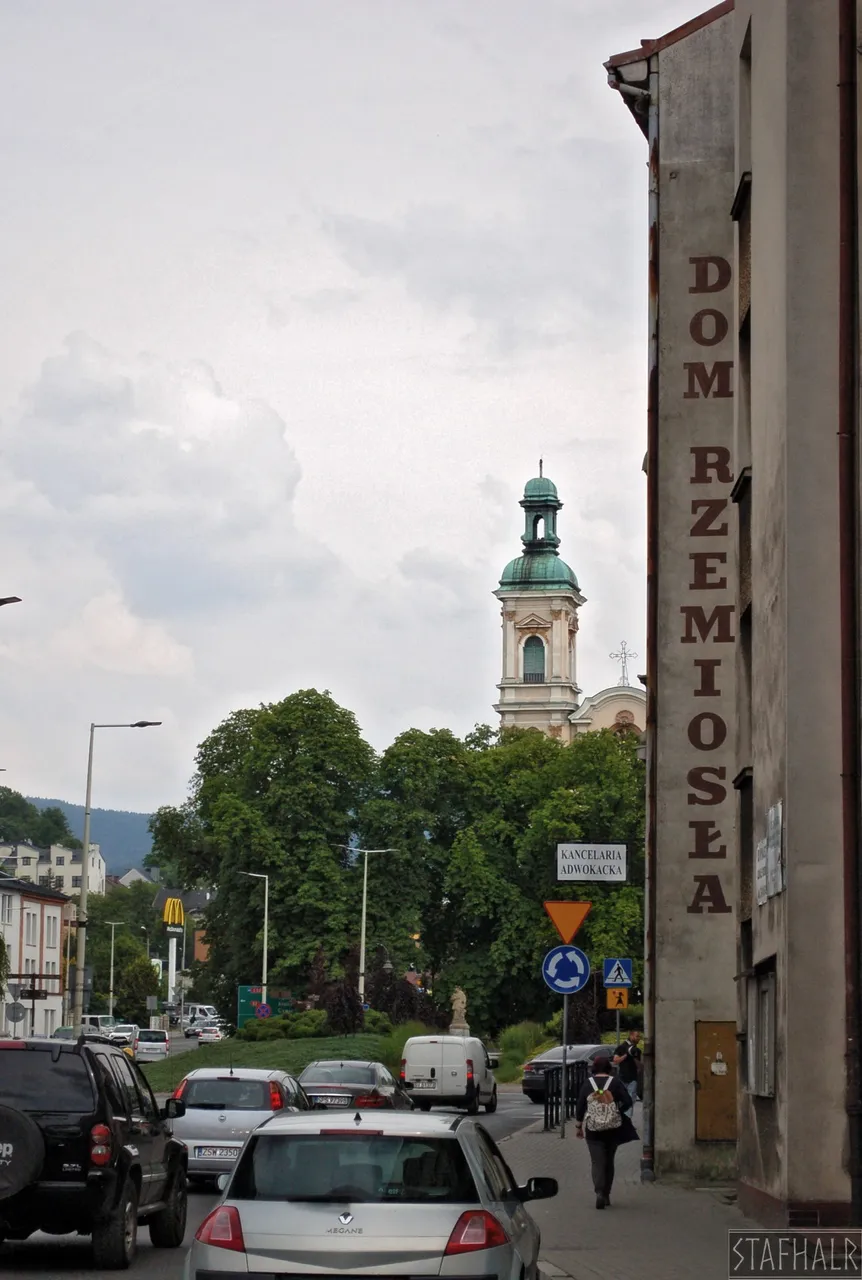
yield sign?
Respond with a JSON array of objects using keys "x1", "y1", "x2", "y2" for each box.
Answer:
[{"x1": 543, "y1": 901, "x2": 591, "y2": 945}]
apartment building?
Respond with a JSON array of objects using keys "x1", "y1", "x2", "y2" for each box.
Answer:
[
  {"x1": 606, "y1": 0, "x2": 862, "y2": 1228},
  {"x1": 0, "y1": 841, "x2": 106, "y2": 897},
  {"x1": 0, "y1": 875, "x2": 68, "y2": 1036}
]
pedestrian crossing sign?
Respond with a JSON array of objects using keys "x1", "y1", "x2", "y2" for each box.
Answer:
[
  {"x1": 607, "y1": 987, "x2": 629, "y2": 1010},
  {"x1": 602, "y1": 957, "x2": 633, "y2": 988}
]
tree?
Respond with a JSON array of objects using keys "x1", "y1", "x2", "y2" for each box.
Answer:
[
  {"x1": 116, "y1": 955, "x2": 159, "y2": 1026},
  {"x1": 149, "y1": 690, "x2": 376, "y2": 1003},
  {"x1": 0, "y1": 787, "x2": 81, "y2": 848}
]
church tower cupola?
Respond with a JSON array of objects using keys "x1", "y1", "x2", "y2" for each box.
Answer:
[{"x1": 493, "y1": 468, "x2": 585, "y2": 742}]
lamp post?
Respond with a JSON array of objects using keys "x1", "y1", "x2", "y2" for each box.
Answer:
[
  {"x1": 141, "y1": 927, "x2": 149, "y2": 958},
  {"x1": 339, "y1": 847, "x2": 398, "y2": 1004},
  {"x1": 106, "y1": 921, "x2": 125, "y2": 1018},
  {"x1": 71, "y1": 720, "x2": 162, "y2": 1029},
  {"x1": 239, "y1": 872, "x2": 269, "y2": 1005}
]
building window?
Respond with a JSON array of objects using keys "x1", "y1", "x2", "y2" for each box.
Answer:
[
  {"x1": 747, "y1": 960, "x2": 776, "y2": 1097},
  {"x1": 24, "y1": 912, "x2": 38, "y2": 946},
  {"x1": 21, "y1": 857, "x2": 31, "y2": 867},
  {"x1": 0, "y1": 893, "x2": 11, "y2": 924},
  {"x1": 523, "y1": 635, "x2": 545, "y2": 683},
  {"x1": 55, "y1": 856, "x2": 64, "y2": 867},
  {"x1": 71, "y1": 876, "x2": 81, "y2": 889},
  {"x1": 46, "y1": 915, "x2": 58, "y2": 949}
]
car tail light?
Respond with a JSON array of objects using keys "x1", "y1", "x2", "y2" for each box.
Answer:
[
  {"x1": 445, "y1": 1210, "x2": 508, "y2": 1255},
  {"x1": 466, "y1": 1058, "x2": 474, "y2": 1083},
  {"x1": 195, "y1": 1205, "x2": 245, "y2": 1253},
  {"x1": 354, "y1": 1092, "x2": 388, "y2": 1108},
  {"x1": 89, "y1": 1123, "x2": 113, "y2": 1167},
  {"x1": 399, "y1": 1058, "x2": 406, "y2": 1083},
  {"x1": 172, "y1": 1079, "x2": 188, "y2": 1100},
  {"x1": 269, "y1": 1081, "x2": 283, "y2": 1110}
]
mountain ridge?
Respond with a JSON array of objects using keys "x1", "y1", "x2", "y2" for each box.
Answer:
[{"x1": 26, "y1": 797, "x2": 153, "y2": 874}]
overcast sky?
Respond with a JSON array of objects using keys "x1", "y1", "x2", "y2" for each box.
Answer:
[{"x1": 0, "y1": 0, "x2": 701, "y2": 813}]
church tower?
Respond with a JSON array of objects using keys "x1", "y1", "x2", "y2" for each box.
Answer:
[{"x1": 493, "y1": 470, "x2": 585, "y2": 741}]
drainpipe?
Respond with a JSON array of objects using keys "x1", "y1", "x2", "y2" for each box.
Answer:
[
  {"x1": 639, "y1": 57, "x2": 660, "y2": 1183},
  {"x1": 838, "y1": 0, "x2": 862, "y2": 1228}
]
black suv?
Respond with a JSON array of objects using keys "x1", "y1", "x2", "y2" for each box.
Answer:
[{"x1": 0, "y1": 1036, "x2": 188, "y2": 1268}]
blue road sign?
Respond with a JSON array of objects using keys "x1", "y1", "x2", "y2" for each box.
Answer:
[
  {"x1": 541, "y1": 944, "x2": 591, "y2": 995},
  {"x1": 362, "y1": 1003, "x2": 370, "y2": 1012},
  {"x1": 256, "y1": 1003, "x2": 272, "y2": 1019},
  {"x1": 603, "y1": 958, "x2": 633, "y2": 988}
]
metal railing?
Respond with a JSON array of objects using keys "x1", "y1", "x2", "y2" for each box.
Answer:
[{"x1": 543, "y1": 1060, "x2": 590, "y2": 1131}]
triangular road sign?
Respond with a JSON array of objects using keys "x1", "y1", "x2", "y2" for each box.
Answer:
[
  {"x1": 544, "y1": 901, "x2": 591, "y2": 944},
  {"x1": 606, "y1": 960, "x2": 629, "y2": 985}
]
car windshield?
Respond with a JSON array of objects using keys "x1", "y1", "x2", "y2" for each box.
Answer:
[
  {"x1": 184, "y1": 1077, "x2": 270, "y2": 1110},
  {"x1": 137, "y1": 1030, "x2": 167, "y2": 1043},
  {"x1": 0, "y1": 1048, "x2": 97, "y2": 1111},
  {"x1": 231, "y1": 1134, "x2": 479, "y2": 1204},
  {"x1": 114, "y1": 1026, "x2": 135, "y2": 1034},
  {"x1": 300, "y1": 1065, "x2": 376, "y2": 1086}
]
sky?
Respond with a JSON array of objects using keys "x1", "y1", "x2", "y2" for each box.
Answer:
[{"x1": 0, "y1": 0, "x2": 703, "y2": 813}]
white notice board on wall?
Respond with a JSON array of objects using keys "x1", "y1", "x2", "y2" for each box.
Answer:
[{"x1": 556, "y1": 843, "x2": 627, "y2": 882}]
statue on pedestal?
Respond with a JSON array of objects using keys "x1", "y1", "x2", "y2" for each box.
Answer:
[{"x1": 449, "y1": 986, "x2": 469, "y2": 1037}]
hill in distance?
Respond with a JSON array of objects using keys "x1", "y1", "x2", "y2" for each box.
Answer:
[{"x1": 27, "y1": 797, "x2": 153, "y2": 874}]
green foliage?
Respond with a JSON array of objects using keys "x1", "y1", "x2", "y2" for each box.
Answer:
[
  {"x1": 0, "y1": 935, "x2": 8, "y2": 992},
  {"x1": 141, "y1": 1034, "x2": 386, "y2": 1093},
  {"x1": 493, "y1": 1021, "x2": 548, "y2": 1083},
  {"x1": 84, "y1": 882, "x2": 165, "y2": 1018},
  {"x1": 116, "y1": 955, "x2": 159, "y2": 1025},
  {"x1": 0, "y1": 787, "x2": 81, "y2": 848},
  {"x1": 363, "y1": 1010, "x2": 392, "y2": 1036},
  {"x1": 235, "y1": 1009, "x2": 328, "y2": 1041}
]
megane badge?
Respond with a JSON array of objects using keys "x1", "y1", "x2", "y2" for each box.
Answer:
[{"x1": 338, "y1": 1212, "x2": 353, "y2": 1225}]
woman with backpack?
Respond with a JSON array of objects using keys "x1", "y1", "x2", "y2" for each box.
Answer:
[{"x1": 573, "y1": 1052, "x2": 632, "y2": 1209}]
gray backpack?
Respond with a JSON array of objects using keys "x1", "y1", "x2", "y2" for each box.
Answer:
[{"x1": 585, "y1": 1075, "x2": 622, "y2": 1132}]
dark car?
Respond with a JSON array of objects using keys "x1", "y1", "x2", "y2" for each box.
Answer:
[
  {"x1": 521, "y1": 1044, "x2": 612, "y2": 1103},
  {"x1": 0, "y1": 1036, "x2": 188, "y2": 1268},
  {"x1": 299, "y1": 1059, "x2": 414, "y2": 1110}
]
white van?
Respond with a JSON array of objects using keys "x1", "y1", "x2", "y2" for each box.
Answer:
[
  {"x1": 80, "y1": 1015, "x2": 117, "y2": 1036},
  {"x1": 400, "y1": 1035, "x2": 498, "y2": 1113}
]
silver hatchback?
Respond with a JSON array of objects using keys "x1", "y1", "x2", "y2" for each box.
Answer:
[
  {"x1": 186, "y1": 1111, "x2": 556, "y2": 1277},
  {"x1": 171, "y1": 1066, "x2": 313, "y2": 1182}
]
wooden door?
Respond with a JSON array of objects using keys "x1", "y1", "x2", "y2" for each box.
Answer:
[{"x1": 695, "y1": 1020, "x2": 737, "y2": 1141}]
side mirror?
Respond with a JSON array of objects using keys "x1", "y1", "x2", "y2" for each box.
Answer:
[
  {"x1": 488, "y1": 1055, "x2": 500, "y2": 1069},
  {"x1": 217, "y1": 1173, "x2": 230, "y2": 1193},
  {"x1": 519, "y1": 1176, "x2": 558, "y2": 1202},
  {"x1": 162, "y1": 1098, "x2": 186, "y2": 1120}
]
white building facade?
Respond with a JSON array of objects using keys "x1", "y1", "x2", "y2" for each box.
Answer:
[
  {"x1": 0, "y1": 842, "x2": 106, "y2": 897},
  {"x1": 0, "y1": 876, "x2": 68, "y2": 1036}
]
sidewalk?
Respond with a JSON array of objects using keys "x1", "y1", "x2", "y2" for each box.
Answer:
[{"x1": 500, "y1": 1109, "x2": 758, "y2": 1280}]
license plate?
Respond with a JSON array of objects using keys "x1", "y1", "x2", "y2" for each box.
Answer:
[
  {"x1": 310, "y1": 1094, "x2": 351, "y2": 1106},
  {"x1": 413, "y1": 1081, "x2": 437, "y2": 1089},
  {"x1": 195, "y1": 1146, "x2": 238, "y2": 1159}
]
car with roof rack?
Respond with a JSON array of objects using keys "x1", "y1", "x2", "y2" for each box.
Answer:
[
  {"x1": 189, "y1": 1109, "x2": 557, "y2": 1276},
  {"x1": 0, "y1": 1034, "x2": 187, "y2": 1269},
  {"x1": 169, "y1": 1066, "x2": 313, "y2": 1185}
]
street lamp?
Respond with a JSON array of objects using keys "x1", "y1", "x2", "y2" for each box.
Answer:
[
  {"x1": 339, "y1": 847, "x2": 398, "y2": 1003},
  {"x1": 140, "y1": 926, "x2": 149, "y2": 958},
  {"x1": 239, "y1": 871, "x2": 269, "y2": 1005},
  {"x1": 0, "y1": 597, "x2": 21, "y2": 607},
  {"x1": 106, "y1": 921, "x2": 125, "y2": 1018},
  {"x1": 71, "y1": 720, "x2": 162, "y2": 1029}
]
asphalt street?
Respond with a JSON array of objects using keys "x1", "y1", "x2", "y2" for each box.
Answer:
[{"x1": 0, "y1": 1086, "x2": 540, "y2": 1278}]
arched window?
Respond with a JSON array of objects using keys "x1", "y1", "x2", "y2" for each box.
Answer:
[
  {"x1": 532, "y1": 515, "x2": 545, "y2": 540},
  {"x1": 523, "y1": 635, "x2": 545, "y2": 683}
]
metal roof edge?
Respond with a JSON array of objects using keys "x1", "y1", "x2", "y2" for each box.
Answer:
[{"x1": 604, "y1": 0, "x2": 734, "y2": 71}]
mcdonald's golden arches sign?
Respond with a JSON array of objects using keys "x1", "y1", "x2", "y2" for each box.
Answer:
[{"x1": 163, "y1": 897, "x2": 185, "y2": 936}]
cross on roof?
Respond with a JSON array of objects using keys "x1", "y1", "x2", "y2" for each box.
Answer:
[{"x1": 610, "y1": 641, "x2": 637, "y2": 687}]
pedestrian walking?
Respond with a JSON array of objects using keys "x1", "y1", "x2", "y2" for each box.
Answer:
[
  {"x1": 574, "y1": 1053, "x2": 630, "y2": 1210},
  {"x1": 613, "y1": 1029, "x2": 642, "y2": 1107}
]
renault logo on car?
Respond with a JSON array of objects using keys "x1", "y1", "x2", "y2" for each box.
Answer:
[{"x1": 338, "y1": 1212, "x2": 353, "y2": 1225}]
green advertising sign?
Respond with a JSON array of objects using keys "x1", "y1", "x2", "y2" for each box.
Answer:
[{"x1": 236, "y1": 985, "x2": 294, "y2": 1025}]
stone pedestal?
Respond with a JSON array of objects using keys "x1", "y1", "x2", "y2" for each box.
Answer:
[{"x1": 448, "y1": 1020, "x2": 470, "y2": 1038}]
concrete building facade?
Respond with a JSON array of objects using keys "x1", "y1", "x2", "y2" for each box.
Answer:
[
  {"x1": 607, "y1": 3, "x2": 739, "y2": 1181},
  {"x1": 607, "y1": 0, "x2": 862, "y2": 1226},
  {"x1": 0, "y1": 875, "x2": 68, "y2": 1036},
  {"x1": 0, "y1": 841, "x2": 106, "y2": 898}
]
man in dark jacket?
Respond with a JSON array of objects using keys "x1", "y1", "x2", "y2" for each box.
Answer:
[
  {"x1": 613, "y1": 1030, "x2": 642, "y2": 1106},
  {"x1": 574, "y1": 1053, "x2": 630, "y2": 1209}
]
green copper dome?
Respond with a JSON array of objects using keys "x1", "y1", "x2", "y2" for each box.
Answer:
[
  {"x1": 523, "y1": 476, "x2": 558, "y2": 500},
  {"x1": 499, "y1": 552, "x2": 579, "y2": 591},
  {"x1": 497, "y1": 469, "x2": 580, "y2": 593}
]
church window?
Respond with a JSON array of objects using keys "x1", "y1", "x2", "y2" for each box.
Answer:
[
  {"x1": 523, "y1": 635, "x2": 545, "y2": 683},
  {"x1": 532, "y1": 515, "x2": 545, "y2": 540}
]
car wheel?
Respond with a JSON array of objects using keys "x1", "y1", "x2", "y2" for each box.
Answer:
[
  {"x1": 484, "y1": 1087, "x2": 498, "y2": 1114},
  {"x1": 149, "y1": 1165, "x2": 188, "y2": 1248},
  {"x1": 529, "y1": 1095, "x2": 544, "y2": 1105},
  {"x1": 0, "y1": 1106, "x2": 45, "y2": 1203},
  {"x1": 467, "y1": 1092, "x2": 480, "y2": 1116},
  {"x1": 92, "y1": 1179, "x2": 138, "y2": 1270},
  {"x1": 416, "y1": 1101, "x2": 432, "y2": 1112}
]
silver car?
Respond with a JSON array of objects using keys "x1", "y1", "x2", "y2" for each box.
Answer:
[
  {"x1": 134, "y1": 1027, "x2": 170, "y2": 1061},
  {"x1": 186, "y1": 1111, "x2": 556, "y2": 1277},
  {"x1": 171, "y1": 1066, "x2": 313, "y2": 1183}
]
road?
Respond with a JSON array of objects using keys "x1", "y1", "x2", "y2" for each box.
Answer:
[{"x1": 0, "y1": 1087, "x2": 539, "y2": 1278}]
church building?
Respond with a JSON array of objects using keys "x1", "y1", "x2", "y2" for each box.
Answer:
[{"x1": 494, "y1": 471, "x2": 645, "y2": 741}]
